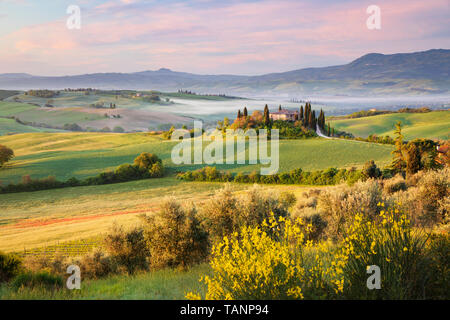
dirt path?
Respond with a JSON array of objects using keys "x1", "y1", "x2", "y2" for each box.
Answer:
[{"x1": 316, "y1": 124, "x2": 333, "y2": 139}]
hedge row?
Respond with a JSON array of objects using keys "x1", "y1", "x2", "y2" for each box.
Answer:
[
  {"x1": 177, "y1": 166, "x2": 363, "y2": 186},
  {"x1": 0, "y1": 153, "x2": 163, "y2": 194}
]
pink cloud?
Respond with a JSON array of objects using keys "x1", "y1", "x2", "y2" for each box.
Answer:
[{"x1": 0, "y1": 0, "x2": 448, "y2": 75}]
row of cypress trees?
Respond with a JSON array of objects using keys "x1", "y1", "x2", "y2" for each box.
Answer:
[{"x1": 236, "y1": 103, "x2": 332, "y2": 136}]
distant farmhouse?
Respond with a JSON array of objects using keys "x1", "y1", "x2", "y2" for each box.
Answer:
[{"x1": 269, "y1": 109, "x2": 299, "y2": 121}]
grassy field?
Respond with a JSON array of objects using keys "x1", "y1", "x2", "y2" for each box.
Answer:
[
  {"x1": 0, "y1": 130, "x2": 393, "y2": 252},
  {"x1": 0, "y1": 175, "x2": 318, "y2": 252},
  {"x1": 0, "y1": 132, "x2": 393, "y2": 184},
  {"x1": 0, "y1": 118, "x2": 62, "y2": 135},
  {"x1": 330, "y1": 110, "x2": 450, "y2": 140},
  {"x1": 0, "y1": 263, "x2": 210, "y2": 300}
]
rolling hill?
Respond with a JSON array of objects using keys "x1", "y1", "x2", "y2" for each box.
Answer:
[
  {"x1": 330, "y1": 110, "x2": 450, "y2": 140},
  {"x1": 1, "y1": 49, "x2": 449, "y2": 96}
]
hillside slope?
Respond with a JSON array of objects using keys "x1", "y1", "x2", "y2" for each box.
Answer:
[{"x1": 330, "y1": 110, "x2": 450, "y2": 140}]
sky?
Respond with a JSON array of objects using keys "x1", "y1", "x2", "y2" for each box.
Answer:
[{"x1": 0, "y1": 0, "x2": 449, "y2": 76}]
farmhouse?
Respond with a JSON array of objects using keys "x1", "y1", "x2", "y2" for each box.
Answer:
[{"x1": 269, "y1": 109, "x2": 298, "y2": 121}]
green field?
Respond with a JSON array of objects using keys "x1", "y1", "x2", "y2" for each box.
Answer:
[
  {"x1": 0, "y1": 118, "x2": 62, "y2": 135},
  {"x1": 0, "y1": 132, "x2": 393, "y2": 184},
  {"x1": 330, "y1": 110, "x2": 450, "y2": 140},
  {"x1": 0, "y1": 131, "x2": 392, "y2": 251},
  {"x1": 0, "y1": 263, "x2": 210, "y2": 300}
]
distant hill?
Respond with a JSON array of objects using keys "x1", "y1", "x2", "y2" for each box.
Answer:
[
  {"x1": 331, "y1": 110, "x2": 450, "y2": 140},
  {"x1": 1, "y1": 49, "x2": 449, "y2": 96}
]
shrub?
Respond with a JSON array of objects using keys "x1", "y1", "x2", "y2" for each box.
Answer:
[
  {"x1": 200, "y1": 184, "x2": 238, "y2": 243},
  {"x1": 22, "y1": 254, "x2": 66, "y2": 276},
  {"x1": 361, "y1": 160, "x2": 382, "y2": 180},
  {"x1": 200, "y1": 185, "x2": 295, "y2": 242},
  {"x1": 63, "y1": 123, "x2": 83, "y2": 132},
  {"x1": 398, "y1": 168, "x2": 449, "y2": 226},
  {"x1": 141, "y1": 198, "x2": 209, "y2": 269},
  {"x1": 383, "y1": 174, "x2": 407, "y2": 194},
  {"x1": 0, "y1": 251, "x2": 22, "y2": 283},
  {"x1": 76, "y1": 250, "x2": 116, "y2": 279},
  {"x1": 114, "y1": 164, "x2": 140, "y2": 181},
  {"x1": 12, "y1": 271, "x2": 63, "y2": 290},
  {"x1": 134, "y1": 152, "x2": 161, "y2": 172},
  {"x1": 104, "y1": 225, "x2": 149, "y2": 275},
  {"x1": 317, "y1": 179, "x2": 383, "y2": 240},
  {"x1": 425, "y1": 233, "x2": 449, "y2": 299},
  {"x1": 331, "y1": 204, "x2": 429, "y2": 299},
  {"x1": 186, "y1": 215, "x2": 335, "y2": 300},
  {"x1": 0, "y1": 144, "x2": 14, "y2": 168},
  {"x1": 301, "y1": 213, "x2": 328, "y2": 241},
  {"x1": 149, "y1": 162, "x2": 164, "y2": 178},
  {"x1": 113, "y1": 126, "x2": 125, "y2": 133}
]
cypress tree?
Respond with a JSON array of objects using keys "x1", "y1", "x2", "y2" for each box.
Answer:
[
  {"x1": 391, "y1": 121, "x2": 406, "y2": 172},
  {"x1": 279, "y1": 105, "x2": 282, "y2": 111},
  {"x1": 405, "y1": 143, "x2": 420, "y2": 175},
  {"x1": 237, "y1": 109, "x2": 241, "y2": 119},
  {"x1": 308, "y1": 111, "x2": 314, "y2": 129},
  {"x1": 304, "y1": 104, "x2": 309, "y2": 127},
  {"x1": 327, "y1": 123, "x2": 331, "y2": 136},
  {"x1": 312, "y1": 110, "x2": 316, "y2": 130},
  {"x1": 243, "y1": 107, "x2": 248, "y2": 117},
  {"x1": 264, "y1": 104, "x2": 270, "y2": 126},
  {"x1": 300, "y1": 106, "x2": 304, "y2": 121}
]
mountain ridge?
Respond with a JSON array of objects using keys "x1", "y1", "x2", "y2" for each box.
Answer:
[{"x1": 1, "y1": 49, "x2": 449, "y2": 96}]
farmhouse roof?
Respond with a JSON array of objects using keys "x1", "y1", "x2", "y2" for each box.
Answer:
[{"x1": 271, "y1": 110, "x2": 298, "y2": 115}]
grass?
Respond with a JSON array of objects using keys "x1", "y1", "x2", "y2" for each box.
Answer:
[
  {"x1": 0, "y1": 132, "x2": 393, "y2": 184},
  {"x1": 0, "y1": 175, "x2": 316, "y2": 252},
  {"x1": 0, "y1": 177, "x2": 234, "y2": 252},
  {"x1": 0, "y1": 118, "x2": 62, "y2": 135},
  {"x1": 0, "y1": 131, "x2": 392, "y2": 252},
  {"x1": 330, "y1": 110, "x2": 450, "y2": 140},
  {"x1": 0, "y1": 263, "x2": 210, "y2": 300}
]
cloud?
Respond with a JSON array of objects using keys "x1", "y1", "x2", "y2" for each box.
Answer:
[{"x1": 0, "y1": 0, "x2": 449, "y2": 75}]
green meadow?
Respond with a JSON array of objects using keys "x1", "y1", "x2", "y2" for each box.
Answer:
[
  {"x1": 0, "y1": 132, "x2": 393, "y2": 184},
  {"x1": 0, "y1": 118, "x2": 61, "y2": 135},
  {"x1": 0, "y1": 263, "x2": 210, "y2": 300},
  {"x1": 330, "y1": 110, "x2": 450, "y2": 140}
]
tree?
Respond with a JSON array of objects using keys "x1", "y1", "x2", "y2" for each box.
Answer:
[
  {"x1": 391, "y1": 121, "x2": 406, "y2": 173},
  {"x1": 140, "y1": 198, "x2": 208, "y2": 269},
  {"x1": 300, "y1": 106, "x2": 304, "y2": 121},
  {"x1": 278, "y1": 105, "x2": 282, "y2": 111},
  {"x1": 264, "y1": 104, "x2": 270, "y2": 126},
  {"x1": 362, "y1": 160, "x2": 382, "y2": 180},
  {"x1": 243, "y1": 107, "x2": 248, "y2": 117},
  {"x1": 311, "y1": 110, "x2": 316, "y2": 130},
  {"x1": 113, "y1": 126, "x2": 125, "y2": 133},
  {"x1": 133, "y1": 152, "x2": 162, "y2": 172},
  {"x1": 327, "y1": 123, "x2": 331, "y2": 137},
  {"x1": 0, "y1": 145, "x2": 14, "y2": 168},
  {"x1": 237, "y1": 109, "x2": 241, "y2": 119},
  {"x1": 405, "y1": 143, "x2": 420, "y2": 175}
]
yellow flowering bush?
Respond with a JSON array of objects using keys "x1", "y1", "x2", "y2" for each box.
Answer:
[
  {"x1": 187, "y1": 215, "x2": 337, "y2": 300},
  {"x1": 331, "y1": 203, "x2": 429, "y2": 299}
]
